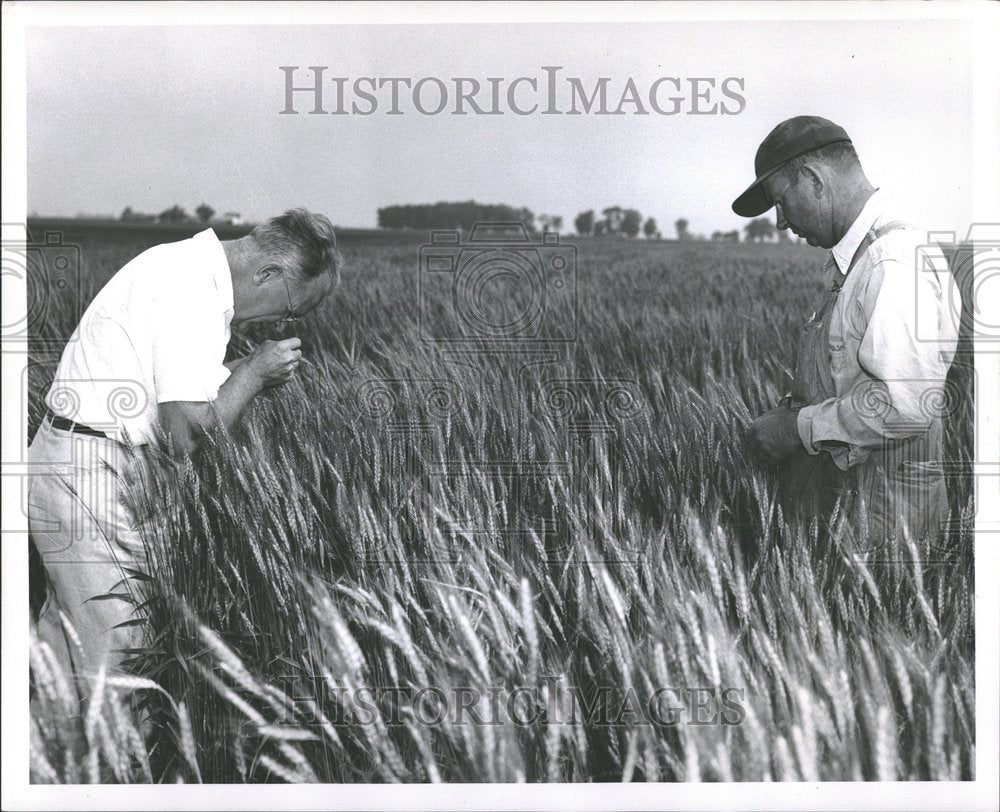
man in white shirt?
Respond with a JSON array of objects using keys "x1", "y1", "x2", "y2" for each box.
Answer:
[
  {"x1": 28, "y1": 208, "x2": 340, "y2": 689},
  {"x1": 734, "y1": 116, "x2": 959, "y2": 549}
]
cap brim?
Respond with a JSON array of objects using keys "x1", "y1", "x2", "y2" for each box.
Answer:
[
  {"x1": 732, "y1": 180, "x2": 771, "y2": 218},
  {"x1": 732, "y1": 162, "x2": 788, "y2": 217}
]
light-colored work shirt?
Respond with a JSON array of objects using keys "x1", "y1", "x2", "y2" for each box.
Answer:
[
  {"x1": 796, "y1": 189, "x2": 960, "y2": 470},
  {"x1": 45, "y1": 229, "x2": 234, "y2": 445}
]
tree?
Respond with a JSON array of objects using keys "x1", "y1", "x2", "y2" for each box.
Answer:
[
  {"x1": 195, "y1": 203, "x2": 216, "y2": 224},
  {"x1": 376, "y1": 201, "x2": 535, "y2": 231},
  {"x1": 602, "y1": 206, "x2": 625, "y2": 234},
  {"x1": 575, "y1": 209, "x2": 595, "y2": 236},
  {"x1": 538, "y1": 214, "x2": 562, "y2": 234},
  {"x1": 622, "y1": 209, "x2": 642, "y2": 238},
  {"x1": 643, "y1": 217, "x2": 658, "y2": 239},
  {"x1": 675, "y1": 218, "x2": 690, "y2": 241},
  {"x1": 158, "y1": 205, "x2": 189, "y2": 224},
  {"x1": 121, "y1": 206, "x2": 155, "y2": 222},
  {"x1": 711, "y1": 230, "x2": 740, "y2": 242},
  {"x1": 516, "y1": 207, "x2": 537, "y2": 234},
  {"x1": 744, "y1": 217, "x2": 776, "y2": 243}
]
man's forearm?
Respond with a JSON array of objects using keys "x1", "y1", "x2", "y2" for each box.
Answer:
[
  {"x1": 797, "y1": 380, "x2": 937, "y2": 454},
  {"x1": 208, "y1": 362, "x2": 265, "y2": 432}
]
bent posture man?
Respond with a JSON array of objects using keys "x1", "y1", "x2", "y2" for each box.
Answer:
[
  {"x1": 29, "y1": 209, "x2": 339, "y2": 687},
  {"x1": 734, "y1": 116, "x2": 959, "y2": 549}
]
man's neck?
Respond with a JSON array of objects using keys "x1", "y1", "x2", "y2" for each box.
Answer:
[{"x1": 832, "y1": 179, "x2": 877, "y2": 245}]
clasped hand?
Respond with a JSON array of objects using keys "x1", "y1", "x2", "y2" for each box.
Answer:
[
  {"x1": 746, "y1": 405, "x2": 803, "y2": 465},
  {"x1": 249, "y1": 337, "x2": 303, "y2": 388}
]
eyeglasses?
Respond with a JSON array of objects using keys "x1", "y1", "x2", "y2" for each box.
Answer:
[{"x1": 279, "y1": 270, "x2": 303, "y2": 325}]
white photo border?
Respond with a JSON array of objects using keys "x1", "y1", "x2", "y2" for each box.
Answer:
[{"x1": 2, "y1": 2, "x2": 997, "y2": 810}]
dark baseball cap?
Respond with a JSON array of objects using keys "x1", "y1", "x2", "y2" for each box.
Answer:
[{"x1": 731, "y1": 116, "x2": 852, "y2": 217}]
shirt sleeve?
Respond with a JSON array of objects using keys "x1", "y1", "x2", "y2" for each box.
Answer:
[
  {"x1": 796, "y1": 251, "x2": 957, "y2": 465},
  {"x1": 151, "y1": 295, "x2": 232, "y2": 404}
]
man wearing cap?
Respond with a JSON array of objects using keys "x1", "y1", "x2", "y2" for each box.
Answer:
[{"x1": 735, "y1": 116, "x2": 959, "y2": 549}]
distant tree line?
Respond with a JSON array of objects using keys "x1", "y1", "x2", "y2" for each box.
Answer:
[
  {"x1": 742, "y1": 217, "x2": 778, "y2": 242},
  {"x1": 710, "y1": 230, "x2": 741, "y2": 242},
  {"x1": 708, "y1": 218, "x2": 789, "y2": 243},
  {"x1": 373, "y1": 200, "x2": 786, "y2": 244},
  {"x1": 378, "y1": 201, "x2": 538, "y2": 233},
  {"x1": 119, "y1": 203, "x2": 241, "y2": 226},
  {"x1": 571, "y1": 208, "x2": 785, "y2": 244},
  {"x1": 573, "y1": 207, "x2": 660, "y2": 239}
]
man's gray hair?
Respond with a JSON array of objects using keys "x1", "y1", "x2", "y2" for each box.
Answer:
[
  {"x1": 251, "y1": 208, "x2": 342, "y2": 286},
  {"x1": 780, "y1": 140, "x2": 861, "y2": 181}
]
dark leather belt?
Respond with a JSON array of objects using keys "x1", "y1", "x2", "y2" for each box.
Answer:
[{"x1": 46, "y1": 409, "x2": 108, "y2": 439}]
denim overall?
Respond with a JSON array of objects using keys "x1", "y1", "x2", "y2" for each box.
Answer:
[{"x1": 778, "y1": 222, "x2": 949, "y2": 551}]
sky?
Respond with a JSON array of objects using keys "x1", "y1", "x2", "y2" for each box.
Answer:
[{"x1": 26, "y1": 18, "x2": 974, "y2": 236}]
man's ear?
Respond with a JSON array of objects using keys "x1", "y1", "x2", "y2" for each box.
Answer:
[
  {"x1": 252, "y1": 264, "x2": 281, "y2": 287},
  {"x1": 801, "y1": 164, "x2": 825, "y2": 199}
]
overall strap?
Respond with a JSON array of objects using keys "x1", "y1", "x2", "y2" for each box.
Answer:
[
  {"x1": 795, "y1": 219, "x2": 911, "y2": 405},
  {"x1": 845, "y1": 219, "x2": 910, "y2": 276}
]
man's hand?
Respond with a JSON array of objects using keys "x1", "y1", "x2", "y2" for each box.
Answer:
[
  {"x1": 747, "y1": 406, "x2": 804, "y2": 465},
  {"x1": 249, "y1": 337, "x2": 302, "y2": 388}
]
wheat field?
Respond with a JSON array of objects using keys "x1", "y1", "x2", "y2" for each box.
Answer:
[{"x1": 28, "y1": 231, "x2": 975, "y2": 783}]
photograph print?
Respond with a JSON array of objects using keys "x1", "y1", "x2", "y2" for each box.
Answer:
[{"x1": 3, "y1": 2, "x2": 998, "y2": 809}]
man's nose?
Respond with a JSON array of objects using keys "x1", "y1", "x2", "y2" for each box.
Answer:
[{"x1": 775, "y1": 205, "x2": 788, "y2": 230}]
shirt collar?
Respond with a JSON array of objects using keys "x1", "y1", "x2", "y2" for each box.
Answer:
[
  {"x1": 831, "y1": 188, "x2": 886, "y2": 275},
  {"x1": 195, "y1": 228, "x2": 234, "y2": 313}
]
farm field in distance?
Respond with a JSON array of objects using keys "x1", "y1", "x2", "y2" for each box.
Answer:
[{"x1": 27, "y1": 223, "x2": 975, "y2": 783}]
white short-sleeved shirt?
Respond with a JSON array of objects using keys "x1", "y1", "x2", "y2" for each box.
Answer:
[{"x1": 46, "y1": 229, "x2": 234, "y2": 445}]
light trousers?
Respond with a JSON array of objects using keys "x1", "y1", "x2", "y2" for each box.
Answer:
[{"x1": 28, "y1": 418, "x2": 149, "y2": 696}]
